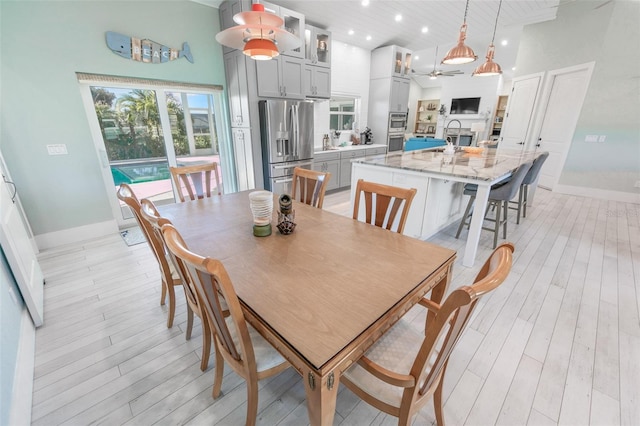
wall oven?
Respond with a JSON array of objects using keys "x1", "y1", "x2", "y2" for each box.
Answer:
[
  {"x1": 388, "y1": 133, "x2": 405, "y2": 152},
  {"x1": 388, "y1": 113, "x2": 408, "y2": 133}
]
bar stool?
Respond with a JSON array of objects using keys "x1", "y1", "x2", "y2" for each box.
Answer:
[
  {"x1": 510, "y1": 152, "x2": 549, "y2": 223},
  {"x1": 456, "y1": 160, "x2": 533, "y2": 248}
]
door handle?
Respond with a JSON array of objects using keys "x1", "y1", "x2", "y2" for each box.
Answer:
[
  {"x1": 273, "y1": 161, "x2": 312, "y2": 170},
  {"x1": 517, "y1": 142, "x2": 525, "y2": 145},
  {"x1": 274, "y1": 177, "x2": 293, "y2": 184}
]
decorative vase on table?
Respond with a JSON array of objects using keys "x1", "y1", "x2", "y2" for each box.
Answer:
[{"x1": 276, "y1": 194, "x2": 296, "y2": 235}]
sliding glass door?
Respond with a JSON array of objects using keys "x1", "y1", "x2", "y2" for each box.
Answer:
[{"x1": 79, "y1": 77, "x2": 233, "y2": 227}]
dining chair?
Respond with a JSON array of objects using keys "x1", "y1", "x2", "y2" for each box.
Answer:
[
  {"x1": 116, "y1": 184, "x2": 181, "y2": 328},
  {"x1": 352, "y1": 179, "x2": 417, "y2": 234},
  {"x1": 161, "y1": 223, "x2": 291, "y2": 426},
  {"x1": 169, "y1": 161, "x2": 222, "y2": 202},
  {"x1": 341, "y1": 242, "x2": 515, "y2": 426},
  {"x1": 455, "y1": 160, "x2": 533, "y2": 248},
  {"x1": 291, "y1": 167, "x2": 331, "y2": 208},
  {"x1": 510, "y1": 151, "x2": 549, "y2": 223},
  {"x1": 139, "y1": 198, "x2": 212, "y2": 371}
]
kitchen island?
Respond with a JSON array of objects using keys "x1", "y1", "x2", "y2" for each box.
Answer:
[{"x1": 351, "y1": 147, "x2": 540, "y2": 267}]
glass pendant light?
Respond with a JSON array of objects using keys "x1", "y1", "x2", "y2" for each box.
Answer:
[
  {"x1": 441, "y1": 0, "x2": 477, "y2": 65},
  {"x1": 473, "y1": 0, "x2": 503, "y2": 76}
]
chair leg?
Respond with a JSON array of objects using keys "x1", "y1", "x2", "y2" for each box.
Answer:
[
  {"x1": 523, "y1": 184, "x2": 529, "y2": 218},
  {"x1": 493, "y1": 200, "x2": 501, "y2": 249},
  {"x1": 517, "y1": 185, "x2": 524, "y2": 224},
  {"x1": 434, "y1": 375, "x2": 446, "y2": 426},
  {"x1": 185, "y1": 305, "x2": 194, "y2": 340},
  {"x1": 166, "y1": 284, "x2": 176, "y2": 328},
  {"x1": 160, "y1": 279, "x2": 167, "y2": 306},
  {"x1": 456, "y1": 195, "x2": 475, "y2": 239},
  {"x1": 503, "y1": 201, "x2": 508, "y2": 239},
  {"x1": 200, "y1": 318, "x2": 211, "y2": 371},
  {"x1": 212, "y1": 337, "x2": 224, "y2": 398},
  {"x1": 246, "y1": 377, "x2": 259, "y2": 426}
]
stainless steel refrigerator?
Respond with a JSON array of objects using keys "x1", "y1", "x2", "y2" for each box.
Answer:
[{"x1": 259, "y1": 100, "x2": 314, "y2": 194}]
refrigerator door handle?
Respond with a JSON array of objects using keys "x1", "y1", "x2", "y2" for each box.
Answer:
[
  {"x1": 292, "y1": 104, "x2": 299, "y2": 159},
  {"x1": 273, "y1": 177, "x2": 293, "y2": 184},
  {"x1": 272, "y1": 161, "x2": 312, "y2": 170}
]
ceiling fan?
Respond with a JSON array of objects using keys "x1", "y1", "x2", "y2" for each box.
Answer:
[{"x1": 412, "y1": 46, "x2": 464, "y2": 79}]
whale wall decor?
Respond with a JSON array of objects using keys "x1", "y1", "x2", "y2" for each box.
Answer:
[{"x1": 105, "y1": 31, "x2": 194, "y2": 64}]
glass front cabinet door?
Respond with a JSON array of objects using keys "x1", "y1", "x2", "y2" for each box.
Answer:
[{"x1": 305, "y1": 24, "x2": 331, "y2": 68}]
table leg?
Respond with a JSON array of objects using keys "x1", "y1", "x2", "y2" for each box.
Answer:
[
  {"x1": 304, "y1": 369, "x2": 339, "y2": 426},
  {"x1": 462, "y1": 184, "x2": 490, "y2": 267}
]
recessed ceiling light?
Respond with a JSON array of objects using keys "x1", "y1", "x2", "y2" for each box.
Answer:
[
  {"x1": 415, "y1": 55, "x2": 420, "y2": 60},
  {"x1": 395, "y1": 14, "x2": 402, "y2": 22},
  {"x1": 501, "y1": 40, "x2": 508, "y2": 46},
  {"x1": 512, "y1": 66, "x2": 516, "y2": 71},
  {"x1": 362, "y1": 0, "x2": 370, "y2": 6},
  {"x1": 421, "y1": 27, "x2": 428, "y2": 34},
  {"x1": 348, "y1": 29, "x2": 354, "y2": 35},
  {"x1": 366, "y1": 35, "x2": 372, "y2": 41}
]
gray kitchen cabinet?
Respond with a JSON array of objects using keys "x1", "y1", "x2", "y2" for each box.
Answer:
[
  {"x1": 218, "y1": 0, "x2": 251, "y2": 55},
  {"x1": 224, "y1": 51, "x2": 250, "y2": 127},
  {"x1": 365, "y1": 146, "x2": 387, "y2": 156},
  {"x1": 339, "y1": 149, "x2": 367, "y2": 187},
  {"x1": 313, "y1": 151, "x2": 340, "y2": 191},
  {"x1": 303, "y1": 65, "x2": 331, "y2": 99},
  {"x1": 262, "y1": 1, "x2": 305, "y2": 59},
  {"x1": 256, "y1": 55, "x2": 305, "y2": 99}
]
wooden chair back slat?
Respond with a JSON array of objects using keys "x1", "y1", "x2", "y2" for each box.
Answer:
[
  {"x1": 162, "y1": 224, "x2": 249, "y2": 362},
  {"x1": 170, "y1": 162, "x2": 221, "y2": 202},
  {"x1": 291, "y1": 167, "x2": 331, "y2": 209},
  {"x1": 353, "y1": 179, "x2": 417, "y2": 234}
]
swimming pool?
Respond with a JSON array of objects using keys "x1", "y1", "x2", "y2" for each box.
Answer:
[{"x1": 111, "y1": 162, "x2": 171, "y2": 186}]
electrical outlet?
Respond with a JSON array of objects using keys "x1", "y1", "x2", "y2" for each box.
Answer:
[
  {"x1": 598, "y1": 135, "x2": 606, "y2": 142},
  {"x1": 47, "y1": 144, "x2": 68, "y2": 155},
  {"x1": 585, "y1": 135, "x2": 598, "y2": 142}
]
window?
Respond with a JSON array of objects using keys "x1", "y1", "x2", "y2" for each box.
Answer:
[{"x1": 330, "y1": 96, "x2": 359, "y2": 132}]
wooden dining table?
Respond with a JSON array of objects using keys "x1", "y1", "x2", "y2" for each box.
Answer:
[{"x1": 158, "y1": 191, "x2": 456, "y2": 425}]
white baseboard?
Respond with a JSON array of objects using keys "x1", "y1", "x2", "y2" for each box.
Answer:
[
  {"x1": 35, "y1": 220, "x2": 118, "y2": 250},
  {"x1": 9, "y1": 308, "x2": 35, "y2": 426},
  {"x1": 554, "y1": 185, "x2": 640, "y2": 204}
]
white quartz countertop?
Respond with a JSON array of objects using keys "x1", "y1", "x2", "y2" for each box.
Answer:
[
  {"x1": 314, "y1": 143, "x2": 386, "y2": 154},
  {"x1": 352, "y1": 147, "x2": 541, "y2": 182}
]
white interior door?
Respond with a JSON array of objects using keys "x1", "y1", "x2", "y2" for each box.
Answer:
[
  {"x1": 0, "y1": 152, "x2": 44, "y2": 327},
  {"x1": 534, "y1": 63, "x2": 594, "y2": 189},
  {"x1": 499, "y1": 73, "x2": 544, "y2": 151}
]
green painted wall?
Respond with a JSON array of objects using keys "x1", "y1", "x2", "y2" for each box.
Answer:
[
  {"x1": 0, "y1": 1, "x2": 225, "y2": 235},
  {"x1": 516, "y1": 0, "x2": 640, "y2": 194}
]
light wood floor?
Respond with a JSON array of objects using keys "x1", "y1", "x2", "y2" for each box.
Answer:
[{"x1": 32, "y1": 188, "x2": 640, "y2": 425}]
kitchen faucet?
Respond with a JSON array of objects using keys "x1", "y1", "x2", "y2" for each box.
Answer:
[{"x1": 445, "y1": 119, "x2": 462, "y2": 144}]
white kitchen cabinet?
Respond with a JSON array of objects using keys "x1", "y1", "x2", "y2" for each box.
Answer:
[
  {"x1": 303, "y1": 65, "x2": 331, "y2": 98},
  {"x1": 262, "y1": 1, "x2": 305, "y2": 59},
  {"x1": 304, "y1": 24, "x2": 330, "y2": 68},
  {"x1": 231, "y1": 128, "x2": 255, "y2": 191},
  {"x1": 365, "y1": 146, "x2": 387, "y2": 156},
  {"x1": 224, "y1": 51, "x2": 251, "y2": 127},
  {"x1": 313, "y1": 151, "x2": 340, "y2": 191},
  {"x1": 390, "y1": 77, "x2": 410, "y2": 113},
  {"x1": 391, "y1": 173, "x2": 429, "y2": 239},
  {"x1": 256, "y1": 55, "x2": 305, "y2": 99},
  {"x1": 423, "y1": 179, "x2": 465, "y2": 237},
  {"x1": 370, "y1": 45, "x2": 412, "y2": 80}
]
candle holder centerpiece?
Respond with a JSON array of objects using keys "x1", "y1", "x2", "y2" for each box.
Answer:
[
  {"x1": 276, "y1": 194, "x2": 296, "y2": 235},
  {"x1": 249, "y1": 190, "x2": 273, "y2": 237}
]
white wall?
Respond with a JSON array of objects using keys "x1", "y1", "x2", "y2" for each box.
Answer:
[
  {"x1": 313, "y1": 41, "x2": 371, "y2": 150},
  {"x1": 516, "y1": 0, "x2": 640, "y2": 196}
]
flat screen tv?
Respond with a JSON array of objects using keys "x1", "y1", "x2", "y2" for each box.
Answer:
[{"x1": 450, "y1": 97, "x2": 481, "y2": 114}]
